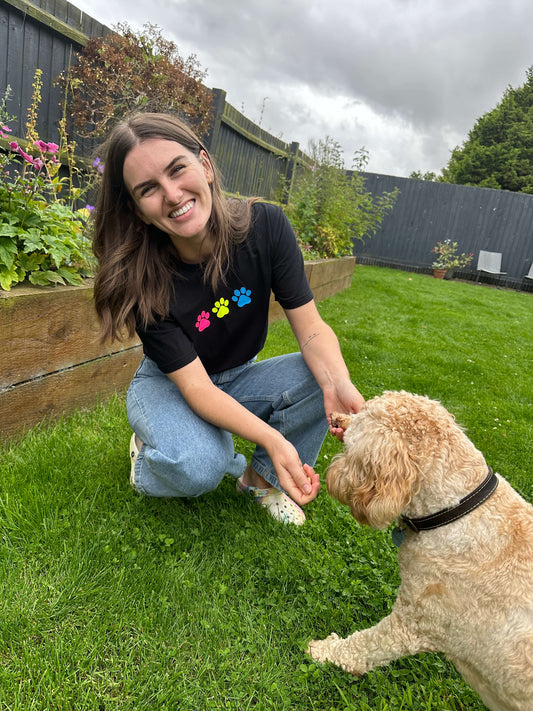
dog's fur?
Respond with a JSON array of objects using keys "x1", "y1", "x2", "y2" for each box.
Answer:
[{"x1": 307, "y1": 391, "x2": 533, "y2": 711}]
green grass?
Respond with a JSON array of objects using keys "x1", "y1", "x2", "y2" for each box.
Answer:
[{"x1": 0, "y1": 265, "x2": 531, "y2": 710}]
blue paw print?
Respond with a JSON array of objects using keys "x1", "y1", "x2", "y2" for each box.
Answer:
[{"x1": 232, "y1": 287, "x2": 252, "y2": 307}]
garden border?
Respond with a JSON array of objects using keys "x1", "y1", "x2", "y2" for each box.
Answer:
[{"x1": 0, "y1": 257, "x2": 355, "y2": 442}]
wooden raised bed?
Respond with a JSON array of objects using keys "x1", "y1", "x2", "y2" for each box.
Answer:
[{"x1": 0, "y1": 256, "x2": 355, "y2": 442}]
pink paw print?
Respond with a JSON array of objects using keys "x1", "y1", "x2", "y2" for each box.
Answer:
[{"x1": 195, "y1": 311, "x2": 211, "y2": 332}]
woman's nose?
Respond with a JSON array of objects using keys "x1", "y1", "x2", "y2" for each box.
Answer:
[{"x1": 161, "y1": 179, "x2": 182, "y2": 203}]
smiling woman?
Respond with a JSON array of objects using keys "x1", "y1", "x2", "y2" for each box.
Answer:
[
  {"x1": 91, "y1": 111, "x2": 364, "y2": 527},
  {"x1": 123, "y1": 139, "x2": 215, "y2": 263}
]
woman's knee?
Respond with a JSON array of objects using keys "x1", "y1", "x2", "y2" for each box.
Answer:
[{"x1": 141, "y1": 436, "x2": 232, "y2": 498}]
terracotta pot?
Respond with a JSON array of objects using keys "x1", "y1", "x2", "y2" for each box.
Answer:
[{"x1": 433, "y1": 268, "x2": 448, "y2": 279}]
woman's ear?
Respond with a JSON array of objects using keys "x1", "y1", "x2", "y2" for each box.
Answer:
[{"x1": 199, "y1": 150, "x2": 214, "y2": 184}]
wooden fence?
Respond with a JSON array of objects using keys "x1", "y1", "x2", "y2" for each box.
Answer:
[
  {"x1": 0, "y1": 0, "x2": 307, "y2": 201},
  {"x1": 355, "y1": 173, "x2": 533, "y2": 291}
]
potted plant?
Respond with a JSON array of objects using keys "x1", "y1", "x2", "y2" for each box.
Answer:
[{"x1": 432, "y1": 240, "x2": 473, "y2": 278}]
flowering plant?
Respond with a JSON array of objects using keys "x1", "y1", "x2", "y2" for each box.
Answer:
[
  {"x1": 0, "y1": 73, "x2": 98, "y2": 291},
  {"x1": 432, "y1": 240, "x2": 473, "y2": 270}
]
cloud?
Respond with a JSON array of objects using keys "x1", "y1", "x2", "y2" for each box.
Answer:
[{"x1": 71, "y1": 0, "x2": 533, "y2": 176}]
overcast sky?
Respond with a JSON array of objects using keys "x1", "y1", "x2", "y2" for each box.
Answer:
[{"x1": 71, "y1": 0, "x2": 532, "y2": 177}]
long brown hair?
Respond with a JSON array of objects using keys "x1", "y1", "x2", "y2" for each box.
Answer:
[{"x1": 92, "y1": 112, "x2": 254, "y2": 342}]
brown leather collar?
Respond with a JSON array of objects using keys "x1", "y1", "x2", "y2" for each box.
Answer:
[{"x1": 401, "y1": 466, "x2": 499, "y2": 533}]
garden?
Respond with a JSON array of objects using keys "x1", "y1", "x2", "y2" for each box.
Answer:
[
  {"x1": 0, "y1": 265, "x2": 531, "y2": 710},
  {"x1": 1, "y1": 22, "x2": 531, "y2": 711}
]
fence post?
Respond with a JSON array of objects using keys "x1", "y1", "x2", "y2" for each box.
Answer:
[
  {"x1": 205, "y1": 87, "x2": 226, "y2": 155},
  {"x1": 282, "y1": 141, "x2": 300, "y2": 205}
]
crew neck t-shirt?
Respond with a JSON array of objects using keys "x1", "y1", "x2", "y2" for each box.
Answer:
[{"x1": 135, "y1": 202, "x2": 313, "y2": 375}]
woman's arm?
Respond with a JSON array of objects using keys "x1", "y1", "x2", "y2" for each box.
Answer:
[
  {"x1": 285, "y1": 300, "x2": 365, "y2": 438},
  {"x1": 166, "y1": 358, "x2": 320, "y2": 504}
]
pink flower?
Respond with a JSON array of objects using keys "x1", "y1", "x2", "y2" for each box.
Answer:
[
  {"x1": 33, "y1": 140, "x2": 59, "y2": 154},
  {"x1": 9, "y1": 141, "x2": 19, "y2": 151},
  {"x1": 2, "y1": 125, "x2": 11, "y2": 132},
  {"x1": 33, "y1": 158, "x2": 44, "y2": 171},
  {"x1": 18, "y1": 148, "x2": 35, "y2": 164}
]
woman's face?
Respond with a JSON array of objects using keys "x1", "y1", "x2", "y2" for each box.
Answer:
[{"x1": 123, "y1": 138, "x2": 214, "y2": 261}]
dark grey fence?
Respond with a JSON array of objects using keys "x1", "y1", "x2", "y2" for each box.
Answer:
[
  {"x1": 0, "y1": 0, "x2": 305, "y2": 200},
  {"x1": 1, "y1": 0, "x2": 532, "y2": 292},
  {"x1": 0, "y1": 0, "x2": 108, "y2": 153},
  {"x1": 356, "y1": 173, "x2": 533, "y2": 291},
  {"x1": 207, "y1": 89, "x2": 304, "y2": 201}
]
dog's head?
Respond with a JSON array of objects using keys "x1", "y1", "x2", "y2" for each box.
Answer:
[{"x1": 327, "y1": 391, "x2": 467, "y2": 529}]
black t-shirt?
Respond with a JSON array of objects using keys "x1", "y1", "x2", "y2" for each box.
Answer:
[{"x1": 135, "y1": 202, "x2": 313, "y2": 374}]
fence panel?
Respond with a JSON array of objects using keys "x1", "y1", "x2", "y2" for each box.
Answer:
[
  {"x1": 355, "y1": 173, "x2": 533, "y2": 289},
  {"x1": 0, "y1": 0, "x2": 108, "y2": 146},
  {"x1": 208, "y1": 92, "x2": 292, "y2": 201}
]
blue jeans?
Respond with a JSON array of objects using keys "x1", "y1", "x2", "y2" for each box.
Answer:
[{"x1": 126, "y1": 353, "x2": 329, "y2": 497}]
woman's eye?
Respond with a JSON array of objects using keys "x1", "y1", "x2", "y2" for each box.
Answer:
[
  {"x1": 140, "y1": 184, "x2": 156, "y2": 197},
  {"x1": 171, "y1": 164, "x2": 185, "y2": 176}
]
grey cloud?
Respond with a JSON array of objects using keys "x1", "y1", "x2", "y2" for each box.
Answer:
[{"x1": 71, "y1": 0, "x2": 533, "y2": 175}]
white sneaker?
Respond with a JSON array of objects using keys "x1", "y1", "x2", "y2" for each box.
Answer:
[{"x1": 129, "y1": 433, "x2": 139, "y2": 488}]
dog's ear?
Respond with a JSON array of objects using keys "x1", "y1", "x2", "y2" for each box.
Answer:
[{"x1": 327, "y1": 431, "x2": 421, "y2": 529}]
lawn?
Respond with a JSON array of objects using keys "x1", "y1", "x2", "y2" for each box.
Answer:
[{"x1": 0, "y1": 265, "x2": 531, "y2": 710}]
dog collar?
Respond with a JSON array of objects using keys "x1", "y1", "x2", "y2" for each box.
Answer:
[{"x1": 392, "y1": 466, "x2": 498, "y2": 545}]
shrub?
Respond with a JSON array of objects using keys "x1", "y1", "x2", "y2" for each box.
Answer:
[
  {"x1": 0, "y1": 75, "x2": 97, "y2": 291},
  {"x1": 284, "y1": 138, "x2": 398, "y2": 259},
  {"x1": 432, "y1": 240, "x2": 473, "y2": 270},
  {"x1": 56, "y1": 23, "x2": 213, "y2": 139}
]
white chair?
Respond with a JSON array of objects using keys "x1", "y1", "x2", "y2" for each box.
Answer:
[
  {"x1": 524, "y1": 262, "x2": 533, "y2": 281},
  {"x1": 476, "y1": 250, "x2": 506, "y2": 282}
]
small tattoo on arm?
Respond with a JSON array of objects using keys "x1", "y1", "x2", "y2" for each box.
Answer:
[{"x1": 302, "y1": 332, "x2": 319, "y2": 349}]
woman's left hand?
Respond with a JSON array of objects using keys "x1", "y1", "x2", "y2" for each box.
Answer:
[{"x1": 324, "y1": 380, "x2": 365, "y2": 440}]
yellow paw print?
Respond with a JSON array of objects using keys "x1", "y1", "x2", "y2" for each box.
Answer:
[{"x1": 212, "y1": 298, "x2": 230, "y2": 318}]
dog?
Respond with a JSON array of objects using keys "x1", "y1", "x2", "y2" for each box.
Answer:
[{"x1": 307, "y1": 391, "x2": 533, "y2": 711}]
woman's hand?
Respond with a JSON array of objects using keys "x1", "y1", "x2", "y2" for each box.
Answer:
[
  {"x1": 266, "y1": 434, "x2": 321, "y2": 505},
  {"x1": 324, "y1": 379, "x2": 365, "y2": 440}
]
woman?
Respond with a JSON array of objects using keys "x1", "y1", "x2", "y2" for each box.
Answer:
[{"x1": 93, "y1": 112, "x2": 364, "y2": 525}]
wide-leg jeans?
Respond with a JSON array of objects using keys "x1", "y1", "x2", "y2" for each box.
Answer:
[{"x1": 126, "y1": 353, "x2": 329, "y2": 497}]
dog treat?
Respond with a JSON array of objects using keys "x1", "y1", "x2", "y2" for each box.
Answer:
[{"x1": 330, "y1": 412, "x2": 351, "y2": 431}]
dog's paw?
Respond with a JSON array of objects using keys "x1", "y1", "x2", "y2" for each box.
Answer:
[
  {"x1": 308, "y1": 634, "x2": 364, "y2": 676},
  {"x1": 307, "y1": 633, "x2": 341, "y2": 663}
]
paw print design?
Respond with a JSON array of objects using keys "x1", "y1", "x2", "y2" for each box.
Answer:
[
  {"x1": 232, "y1": 287, "x2": 252, "y2": 307},
  {"x1": 195, "y1": 311, "x2": 211, "y2": 332},
  {"x1": 212, "y1": 298, "x2": 230, "y2": 318}
]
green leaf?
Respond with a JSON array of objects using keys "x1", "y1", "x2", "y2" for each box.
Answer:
[
  {"x1": 0, "y1": 223, "x2": 20, "y2": 237},
  {"x1": 0, "y1": 237, "x2": 18, "y2": 269},
  {"x1": 29, "y1": 270, "x2": 66, "y2": 286},
  {"x1": 0, "y1": 263, "x2": 20, "y2": 290},
  {"x1": 18, "y1": 251, "x2": 44, "y2": 271},
  {"x1": 56, "y1": 266, "x2": 84, "y2": 285}
]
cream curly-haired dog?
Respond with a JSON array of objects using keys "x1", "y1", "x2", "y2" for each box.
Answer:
[{"x1": 307, "y1": 391, "x2": 533, "y2": 711}]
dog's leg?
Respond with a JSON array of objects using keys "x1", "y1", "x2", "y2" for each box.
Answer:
[{"x1": 307, "y1": 610, "x2": 428, "y2": 676}]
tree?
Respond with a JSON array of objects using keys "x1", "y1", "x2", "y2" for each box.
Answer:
[
  {"x1": 440, "y1": 66, "x2": 533, "y2": 193},
  {"x1": 409, "y1": 170, "x2": 438, "y2": 181},
  {"x1": 56, "y1": 23, "x2": 213, "y2": 140}
]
